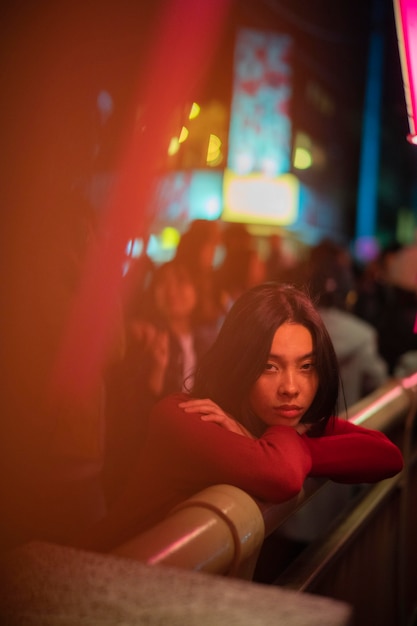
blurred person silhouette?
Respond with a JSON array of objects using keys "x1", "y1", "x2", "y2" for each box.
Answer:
[
  {"x1": 215, "y1": 247, "x2": 266, "y2": 311},
  {"x1": 307, "y1": 239, "x2": 388, "y2": 407},
  {"x1": 220, "y1": 222, "x2": 253, "y2": 256},
  {"x1": 353, "y1": 242, "x2": 402, "y2": 330},
  {"x1": 265, "y1": 232, "x2": 302, "y2": 284},
  {"x1": 375, "y1": 241, "x2": 417, "y2": 375},
  {"x1": 104, "y1": 258, "x2": 214, "y2": 503},
  {"x1": 122, "y1": 250, "x2": 155, "y2": 320},
  {"x1": 174, "y1": 219, "x2": 223, "y2": 338},
  {"x1": 214, "y1": 223, "x2": 266, "y2": 310}
]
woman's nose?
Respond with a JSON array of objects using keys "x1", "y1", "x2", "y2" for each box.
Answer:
[{"x1": 278, "y1": 371, "x2": 299, "y2": 396}]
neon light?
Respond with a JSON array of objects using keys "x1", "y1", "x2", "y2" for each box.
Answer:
[
  {"x1": 355, "y1": 12, "x2": 384, "y2": 244},
  {"x1": 161, "y1": 226, "x2": 180, "y2": 249},
  {"x1": 125, "y1": 238, "x2": 144, "y2": 258},
  {"x1": 393, "y1": 0, "x2": 417, "y2": 143},
  {"x1": 189, "y1": 102, "x2": 201, "y2": 119},
  {"x1": 168, "y1": 136, "x2": 180, "y2": 155},
  {"x1": 293, "y1": 147, "x2": 313, "y2": 170},
  {"x1": 228, "y1": 28, "x2": 293, "y2": 177},
  {"x1": 207, "y1": 134, "x2": 222, "y2": 165},
  {"x1": 223, "y1": 170, "x2": 299, "y2": 225},
  {"x1": 178, "y1": 126, "x2": 189, "y2": 143}
]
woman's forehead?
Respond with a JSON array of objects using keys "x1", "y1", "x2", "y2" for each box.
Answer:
[{"x1": 269, "y1": 323, "x2": 314, "y2": 355}]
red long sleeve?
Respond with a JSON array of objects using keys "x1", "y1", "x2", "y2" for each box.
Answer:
[
  {"x1": 302, "y1": 418, "x2": 403, "y2": 483},
  {"x1": 75, "y1": 393, "x2": 314, "y2": 550},
  {"x1": 150, "y1": 393, "x2": 312, "y2": 503},
  {"x1": 75, "y1": 396, "x2": 404, "y2": 552}
]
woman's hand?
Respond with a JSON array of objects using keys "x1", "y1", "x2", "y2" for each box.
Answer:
[{"x1": 179, "y1": 398, "x2": 255, "y2": 439}]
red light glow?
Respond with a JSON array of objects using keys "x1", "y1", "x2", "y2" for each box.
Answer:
[{"x1": 50, "y1": 0, "x2": 232, "y2": 402}]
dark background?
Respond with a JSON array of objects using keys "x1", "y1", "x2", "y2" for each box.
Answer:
[{"x1": 1, "y1": 0, "x2": 416, "y2": 274}]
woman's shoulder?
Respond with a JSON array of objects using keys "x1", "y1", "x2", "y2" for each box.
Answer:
[
  {"x1": 148, "y1": 392, "x2": 201, "y2": 444},
  {"x1": 150, "y1": 392, "x2": 190, "y2": 420}
]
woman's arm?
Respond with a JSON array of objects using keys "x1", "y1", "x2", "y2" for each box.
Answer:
[
  {"x1": 302, "y1": 418, "x2": 403, "y2": 483},
  {"x1": 153, "y1": 394, "x2": 312, "y2": 503},
  {"x1": 73, "y1": 393, "x2": 313, "y2": 551},
  {"x1": 176, "y1": 397, "x2": 403, "y2": 486}
]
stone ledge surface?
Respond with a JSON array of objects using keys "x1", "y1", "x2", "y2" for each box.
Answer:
[{"x1": 0, "y1": 541, "x2": 352, "y2": 626}]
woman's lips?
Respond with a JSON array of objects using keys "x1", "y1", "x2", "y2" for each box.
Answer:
[{"x1": 273, "y1": 406, "x2": 303, "y2": 420}]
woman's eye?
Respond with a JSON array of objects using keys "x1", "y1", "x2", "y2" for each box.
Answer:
[
  {"x1": 265, "y1": 362, "x2": 278, "y2": 372},
  {"x1": 301, "y1": 362, "x2": 315, "y2": 371}
]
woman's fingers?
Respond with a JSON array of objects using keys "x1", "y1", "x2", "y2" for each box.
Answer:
[
  {"x1": 179, "y1": 398, "x2": 224, "y2": 415},
  {"x1": 200, "y1": 413, "x2": 248, "y2": 436},
  {"x1": 179, "y1": 399, "x2": 231, "y2": 425},
  {"x1": 179, "y1": 398, "x2": 254, "y2": 438}
]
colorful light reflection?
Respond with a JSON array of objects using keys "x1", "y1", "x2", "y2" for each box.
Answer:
[
  {"x1": 393, "y1": 0, "x2": 417, "y2": 143},
  {"x1": 51, "y1": 0, "x2": 232, "y2": 401},
  {"x1": 222, "y1": 170, "x2": 299, "y2": 225},
  {"x1": 228, "y1": 28, "x2": 293, "y2": 177}
]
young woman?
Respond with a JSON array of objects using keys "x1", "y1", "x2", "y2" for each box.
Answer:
[{"x1": 78, "y1": 283, "x2": 403, "y2": 551}]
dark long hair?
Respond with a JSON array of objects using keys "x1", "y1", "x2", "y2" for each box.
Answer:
[{"x1": 191, "y1": 282, "x2": 340, "y2": 437}]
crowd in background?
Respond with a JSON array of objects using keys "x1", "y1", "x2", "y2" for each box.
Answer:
[
  {"x1": 3, "y1": 209, "x2": 417, "y2": 553},
  {"x1": 104, "y1": 218, "x2": 417, "y2": 501}
]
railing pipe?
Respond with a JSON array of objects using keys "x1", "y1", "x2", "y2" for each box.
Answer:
[
  {"x1": 111, "y1": 484, "x2": 265, "y2": 579},
  {"x1": 111, "y1": 376, "x2": 417, "y2": 585}
]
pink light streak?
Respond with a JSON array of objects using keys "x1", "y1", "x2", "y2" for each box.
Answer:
[
  {"x1": 50, "y1": 0, "x2": 232, "y2": 401},
  {"x1": 394, "y1": 0, "x2": 417, "y2": 143}
]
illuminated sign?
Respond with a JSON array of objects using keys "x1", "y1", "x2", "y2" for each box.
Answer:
[
  {"x1": 222, "y1": 169, "x2": 299, "y2": 225},
  {"x1": 228, "y1": 28, "x2": 293, "y2": 176}
]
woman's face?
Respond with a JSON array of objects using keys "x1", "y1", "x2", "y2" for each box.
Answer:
[{"x1": 248, "y1": 322, "x2": 319, "y2": 429}]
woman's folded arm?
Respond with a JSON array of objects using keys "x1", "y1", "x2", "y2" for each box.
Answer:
[
  {"x1": 152, "y1": 393, "x2": 313, "y2": 503},
  {"x1": 302, "y1": 418, "x2": 403, "y2": 483}
]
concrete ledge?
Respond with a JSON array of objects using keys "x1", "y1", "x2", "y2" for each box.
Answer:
[{"x1": 0, "y1": 541, "x2": 352, "y2": 626}]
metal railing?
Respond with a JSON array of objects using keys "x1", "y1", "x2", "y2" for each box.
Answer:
[{"x1": 111, "y1": 483, "x2": 265, "y2": 579}]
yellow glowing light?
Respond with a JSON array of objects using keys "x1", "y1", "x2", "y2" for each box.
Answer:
[
  {"x1": 161, "y1": 226, "x2": 181, "y2": 249},
  {"x1": 222, "y1": 169, "x2": 299, "y2": 226},
  {"x1": 207, "y1": 152, "x2": 223, "y2": 167},
  {"x1": 168, "y1": 137, "x2": 180, "y2": 156},
  {"x1": 179, "y1": 126, "x2": 189, "y2": 143},
  {"x1": 208, "y1": 134, "x2": 221, "y2": 150},
  {"x1": 207, "y1": 134, "x2": 222, "y2": 165},
  {"x1": 293, "y1": 147, "x2": 313, "y2": 170},
  {"x1": 189, "y1": 102, "x2": 201, "y2": 119}
]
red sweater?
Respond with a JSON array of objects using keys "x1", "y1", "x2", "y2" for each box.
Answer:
[
  {"x1": 148, "y1": 393, "x2": 403, "y2": 494},
  {"x1": 81, "y1": 392, "x2": 403, "y2": 550}
]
